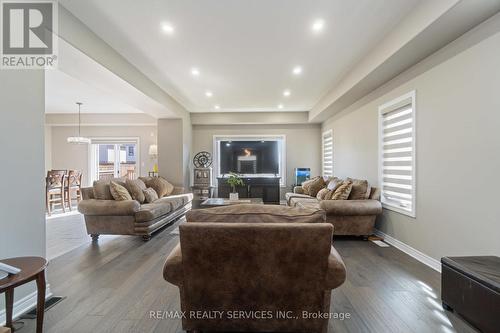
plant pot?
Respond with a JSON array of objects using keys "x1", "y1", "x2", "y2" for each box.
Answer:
[{"x1": 229, "y1": 192, "x2": 239, "y2": 201}]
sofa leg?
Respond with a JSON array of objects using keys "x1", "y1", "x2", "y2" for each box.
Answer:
[
  {"x1": 142, "y1": 235, "x2": 151, "y2": 242},
  {"x1": 91, "y1": 234, "x2": 99, "y2": 241}
]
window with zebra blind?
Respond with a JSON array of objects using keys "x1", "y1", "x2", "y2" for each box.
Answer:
[
  {"x1": 322, "y1": 130, "x2": 333, "y2": 177},
  {"x1": 378, "y1": 91, "x2": 416, "y2": 217}
]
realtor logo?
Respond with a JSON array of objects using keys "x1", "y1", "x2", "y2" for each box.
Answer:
[{"x1": 1, "y1": 0, "x2": 58, "y2": 69}]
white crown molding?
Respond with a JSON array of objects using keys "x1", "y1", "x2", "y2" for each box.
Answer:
[
  {"x1": 0, "y1": 285, "x2": 52, "y2": 325},
  {"x1": 374, "y1": 229, "x2": 441, "y2": 273},
  {"x1": 46, "y1": 123, "x2": 157, "y2": 127}
]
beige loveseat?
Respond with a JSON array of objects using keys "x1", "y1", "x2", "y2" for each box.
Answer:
[
  {"x1": 286, "y1": 185, "x2": 382, "y2": 237},
  {"x1": 164, "y1": 204, "x2": 346, "y2": 333},
  {"x1": 78, "y1": 184, "x2": 192, "y2": 241}
]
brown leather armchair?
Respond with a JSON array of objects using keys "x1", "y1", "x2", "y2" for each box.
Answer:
[{"x1": 164, "y1": 222, "x2": 346, "y2": 333}]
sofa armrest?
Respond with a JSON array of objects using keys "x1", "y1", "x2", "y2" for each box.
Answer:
[
  {"x1": 293, "y1": 186, "x2": 305, "y2": 194},
  {"x1": 163, "y1": 243, "x2": 183, "y2": 286},
  {"x1": 319, "y1": 200, "x2": 382, "y2": 216},
  {"x1": 325, "y1": 246, "x2": 347, "y2": 289},
  {"x1": 78, "y1": 199, "x2": 140, "y2": 216}
]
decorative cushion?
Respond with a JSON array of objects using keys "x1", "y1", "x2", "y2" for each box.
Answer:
[
  {"x1": 316, "y1": 188, "x2": 331, "y2": 201},
  {"x1": 331, "y1": 180, "x2": 353, "y2": 200},
  {"x1": 109, "y1": 181, "x2": 132, "y2": 201},
  {"x1": 347, "y1": 178, "x2": 370, "y2": 200},
  {"x1": 126, "y1": 178, "x2": 147, "y2": 203},
  {"x1": 143, "y1": 188, "x2": 159, "y2": 203},
  {"x1": 186, "y1": 204, "x2": 326, "y2": 224},
  {"x1": 143, "y1": 177, "x2": 174, "y2": 198},
  {"x1": 93, "y1": 178, "x2": 126, "y2": 200},
  {"x1": 327, "y1": 177, "x2": 343, "y2": 192},
  {"x1": 301, "y1": 176, "x2": 326, "y2": 197}
]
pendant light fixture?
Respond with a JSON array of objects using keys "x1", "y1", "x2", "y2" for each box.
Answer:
[{"x1": 67, "y1": 102, "x2": 91, "y2": 144}]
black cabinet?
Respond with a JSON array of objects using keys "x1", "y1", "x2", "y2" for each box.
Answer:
[{"x1": 217, "y1": 177, "x2": 280, "y2": 204}]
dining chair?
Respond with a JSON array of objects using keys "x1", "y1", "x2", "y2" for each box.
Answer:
[
  {"x1": 65, "y1": 170, "x2": 82, "y2": 211},
  {"x1": 46, "y1": 170, "x2": 66, "y2": 216}
]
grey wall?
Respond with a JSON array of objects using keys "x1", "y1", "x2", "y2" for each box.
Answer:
[
  {"x1": 192, "y1": 124, "x2": 322, "y2": 197},
  {"x1": 49, "y1": 125, "x2": 157, "y2": 186},
  {"x1": 322, "y1": 24, "x2": 500, "y2": 261},
  {"x1": 0, "y1": 70, "x2": 46, "y2": 319}
]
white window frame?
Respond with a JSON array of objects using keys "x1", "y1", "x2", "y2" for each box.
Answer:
[
  {"x1": 212, "y1": 135, "x2": 286, "y2": 187},
  {"x1": 378, "y1": 91, "x2": 416, "y2": 218},
  {"x1": 322, "y1": 130, "x2": 333, "y2": 176}
]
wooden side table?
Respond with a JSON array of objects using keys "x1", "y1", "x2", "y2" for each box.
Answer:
[{"x1": 0, "y1": 257, "x2": 48, "y2": 333}]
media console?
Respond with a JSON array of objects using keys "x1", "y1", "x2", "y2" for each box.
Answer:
[{"x1": 217, "y1": 177, "x2": 280, "y2": 204}]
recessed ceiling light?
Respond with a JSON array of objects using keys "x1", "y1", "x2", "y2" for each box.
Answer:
[
  {"x1": 292, "y1": 66, "x2": 302, "y2": 75},
  {"x1": 205, "y1": 91, "x2": 213, "y2": 97},
  {"x1": 312, "y1": 19, "x2": 325, "y2": 33},
  {"x1": 283, "y1": 90, "x2": 291, "y2": 97},
  {"x1": 214, "y1": 104, "x2": 220, "y2": 110},
  {"x1": 277, "y1": 104, "x2": 284, "y2": 109},
  {"x1": 161, "y1": 22, "x2": 174, "y2": 34},
  {"x1": 191, "y1": 68, "x2": 200, "y2": 76}
]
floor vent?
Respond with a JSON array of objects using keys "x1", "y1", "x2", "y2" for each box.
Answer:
[{"x1": 20, "y1": 296, "x2": 66, "y2": 319}]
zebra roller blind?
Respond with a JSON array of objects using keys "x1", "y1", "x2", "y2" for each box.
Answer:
[
  {"x1": 379, "y1": 91, "x2": 416, "y2": 217},
  {"x1": 322, "y1": 130, "x2": 333, "y2": 176}
]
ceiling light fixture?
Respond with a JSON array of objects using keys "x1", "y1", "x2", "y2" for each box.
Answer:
[
  {"x1": 205, "y1": 91, "x2": 213, "y2": 97},
  {"x1": 278, "y1": 104, "x2": 284, "y2": 109},
  {"x1": 214, "y1": 104, "x2": 220, "y2": 110},
  {"x1": 292, "y1": 66, "x2": 302, "y2": 75},
  {"x1": 161, "y1": 22, "x2": 174, "y2": 34},
  {"x1": 283, "y1": 90, "x2": 291, "y2": 97},
  {"x1": 67, "y1": 102, "x2": 91, "y2": 144},
  {"x1": 312, "y1": 19, "x2": 325, "y2": 33},
  {"x1": 191, "y1": 68, "x2": 200, "y2": 76}
]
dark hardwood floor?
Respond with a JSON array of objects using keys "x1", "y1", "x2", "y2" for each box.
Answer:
[{"x1": 17, "y1": 220, "x2": 477, "y2": 333}]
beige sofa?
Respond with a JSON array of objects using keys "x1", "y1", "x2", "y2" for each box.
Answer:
[
  {"x1": 286, "y1": 185, "x2": 382, "y2": 236},
  {"x1": 164, "y1": 204, "x2": 346, "y2": 333},
  {"x1": 78, "y1": 186, "x2": 192, "y2": 241}
]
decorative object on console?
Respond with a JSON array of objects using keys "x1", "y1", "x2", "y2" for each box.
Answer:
[
  {"x1": 148, "y1": 144, "x2": 158, "y2": 173},
  {"x1": 226, "y1": 172, "x2": 244, "y2": 201},
  {"x1": 295, "y1": 167, "x2": 310, "y2": 185},
  {"x1": 192, "y1": 151, "x2": 214, "y2": 200},
  {"x1": 67, "y1": 102, "x2": 91, "y2": 144}
]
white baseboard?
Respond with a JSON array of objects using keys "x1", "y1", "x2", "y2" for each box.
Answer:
[
  {"x1": 0, "y1": 285, "x2": 52, "y2": 326},
  {"x1": 374, "y1": 229, "x2": 441, "y2": 273}
]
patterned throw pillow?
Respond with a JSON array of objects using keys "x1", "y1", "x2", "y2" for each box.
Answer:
[
  {"x1": 302, "y1": 176, "x2": 326, "y2": 197},
  {"x1": 109, "y1": 181, "x2": 133, "y2": 201},
  {"x1": 347, "y1": 178, "x2": 370, "y2": 200},
  {"x1": 143, "y1": 188, "x2": 159, "y2": 203},
  {"x1": 327, "y1": 177, "x2": 343, "y2": 192},
  {"x1": 93, "y1": 178, "x2": 126, "y2": 200},
  {"x1": 331, "y1": 180, "x2": 353, "y2": 200},
  {"x1": 316, "y1": 188, "x2": 331, "y2": 201},
  {"x1": 146, "y1": 177, "x2": 174, "y2": 198},
  {"x1": 126, "y1": 178, "x2": 147, "y2": 203}
]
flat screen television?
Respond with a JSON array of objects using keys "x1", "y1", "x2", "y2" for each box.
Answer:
[{"x1": 219, "y1": 140, "x2": 279, "y2": 175}]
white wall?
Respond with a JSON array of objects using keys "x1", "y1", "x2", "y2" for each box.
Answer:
[
  {"x1": 49, "y1": 125, "x2": 157, "y2": 186},
  {"x1": 322, "y1": 23, "x2": 500, "y2": 261},
  {"x1": 192, "y1": 124, "x2": 321, "y2": 197},
  {"x1": 0, "y1": 70, "x2": 46, "y2": 321}
]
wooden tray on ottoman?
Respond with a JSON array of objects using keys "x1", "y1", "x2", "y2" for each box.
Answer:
[{"x1": 441, "y1": 256, "x2": 500, "y2": 333}]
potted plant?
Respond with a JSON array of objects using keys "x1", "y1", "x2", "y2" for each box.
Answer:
[{"x1": 227, "y1": 172, "x2": 244, "y2": 201}]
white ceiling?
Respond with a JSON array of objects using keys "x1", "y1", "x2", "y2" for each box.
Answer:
[
  {"x1": 45, "y1": 69, "x2": 144, "y2": 114},
  {"x1": 59, "y1": 0, "x2": 421, "y2": 113}
]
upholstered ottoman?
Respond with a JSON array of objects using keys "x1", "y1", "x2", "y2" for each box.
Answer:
[{"x1": 441, "y1": 256, "x2": 500, "y2": 333}]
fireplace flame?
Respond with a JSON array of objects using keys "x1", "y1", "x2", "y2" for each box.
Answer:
[{"x1": 244, "y1": 149, "x2": 251, "y2": 156}]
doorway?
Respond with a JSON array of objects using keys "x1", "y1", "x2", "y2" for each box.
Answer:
[{"x1": 90, "y1": 139, "x2": 140, "y2": 183}]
